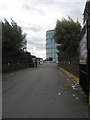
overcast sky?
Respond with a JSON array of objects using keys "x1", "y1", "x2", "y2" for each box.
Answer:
[{"x1": 0, "y1": 0, "x2": 86, "y2": 59}]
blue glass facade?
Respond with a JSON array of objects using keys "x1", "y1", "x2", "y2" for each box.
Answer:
[{"x1": 46, "y1": 30, "x2": 58, "y2": 62}]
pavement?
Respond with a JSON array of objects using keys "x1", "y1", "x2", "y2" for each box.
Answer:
[{"x1": 2, "y1": 63, "x2": 88, "y2": 118}]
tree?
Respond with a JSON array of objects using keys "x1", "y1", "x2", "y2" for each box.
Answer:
[
  {"x1": 54, "y1": 17, "x2": 81, "y2": 58},
  {"x1": 11, "y1": 19, "x2": 27, "y2": 51},
  {"x1": 2, "y1": 19, "x2": 27, "y2": 63},
  {"x1": 2, "y1": 19, "x2": 27, "y2": 52}
]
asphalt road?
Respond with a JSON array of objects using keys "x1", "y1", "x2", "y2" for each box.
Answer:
[{"x1": 2, "y1": 63, "x2": 88, "y2": 118}]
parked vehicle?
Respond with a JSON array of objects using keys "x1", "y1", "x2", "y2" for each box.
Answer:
[{"x1": 40, "y1": 59, "x2": 43, "y2": 64}]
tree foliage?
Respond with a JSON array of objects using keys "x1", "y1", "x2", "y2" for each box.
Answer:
[
  {"x1": 2, "y1": 19, "x2": 32, "y2": 63},
  {"x1": 2, "y1": 19, "x2": 27, "y2": 53},
  {"x1": 54, "y1": 17, "x2": 81, "y2": 57}
]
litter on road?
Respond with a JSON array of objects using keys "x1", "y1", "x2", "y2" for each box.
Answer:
[
  {"x1": 59, "y1": 93, "x2": 62, "y2": 95},
  {"x1": 73, "y1": 94, "x2": 75, "y2": 97},
  {"x1": 11, "y1": 73, "x2": 14, "y2": 76},
  {"x1": 72, "y1": 85, "x2": 76, "y2": 89},
  {"x1": 75, "y1": 97, "x2": 79, "y2": 100}
]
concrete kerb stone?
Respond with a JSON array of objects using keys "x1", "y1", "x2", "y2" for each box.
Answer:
[{"x1": 59, "y1": 67, "x2": 79, "y2": 84}]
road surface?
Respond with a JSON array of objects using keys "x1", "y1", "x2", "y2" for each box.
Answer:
[{"x1": 2, "y1": 63, "x2": 88, "y2": 118}]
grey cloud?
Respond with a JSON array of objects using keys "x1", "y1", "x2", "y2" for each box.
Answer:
[
  {"x1": 19, "y1": 0, "x2": 85, "y2": 3},
  {"x1": 51, "y1": 2, "x2": 84, "y2": 23},
  {"x1": 28, "y1": 0, "x2": 77, "y2": 4},
  {"x1": 28, "y1": 41, "x2": 45, "y2": 50},
  {"x1": 22, "y1": 4, "x2": 45, "y2": 16},
  {"x1": 29, "y1": 0, "x2": 85, "y2": 5},
  {"x1": 69, "y1": 9, "x2": 82, "y2": 21},
  {"x1": 29, "y1": 36, "x2": 45, "y2": 43},
  {"x1": 54, "y1": 2, "x2": 84, "y2": 11},
  {"x1": 67, "y1": 2, "x2": 84, "y2": 23},
  {"x1": 0, "y1": 16, "x2": 4, "y2": 21},
  {"x1": 29, "y1": 25, "x2": 44, "y2": 32},
  {"x1": 27, "y1": 37, "x2": 45, "y2": 50},
  {"x1": 22, "y1": 23, "x2": 44, "y2": 32},
  {"x1": 17, "y1": 20, "x2": 27, "y2": 25}
]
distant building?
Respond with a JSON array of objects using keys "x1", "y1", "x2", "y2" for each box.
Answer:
[{"x1": 46, "y1": 30, "x2": 58, "y2": 62}]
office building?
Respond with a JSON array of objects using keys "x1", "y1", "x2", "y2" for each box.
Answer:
[{"x1": 46, "y1": 30, "x2": 58, "y2": 62}]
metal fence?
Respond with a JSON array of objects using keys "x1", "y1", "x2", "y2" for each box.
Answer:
[{"x1": 58, "y1": 52, "x2": 79, "y2": 77}]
